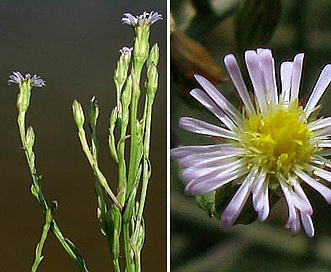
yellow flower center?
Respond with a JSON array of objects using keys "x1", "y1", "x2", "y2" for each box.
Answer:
[{"x1": 240, "y1": 102, "x2": 313, "y2": 175}]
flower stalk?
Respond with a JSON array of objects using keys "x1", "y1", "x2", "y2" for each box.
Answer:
[
  {"x1": 73, "y1": 11, "x2": 162, "y2": 272},
  {"x1": 10, "y1": 72, "x2": 89, "y2": 272}
]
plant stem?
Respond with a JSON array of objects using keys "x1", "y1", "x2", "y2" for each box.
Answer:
[
  {"x1": 123, "y1": 222, "x2": 135, "y2": 272},
  {"x1": 135, "y1": 96, "x2": 154, "y2": 237},
  {"x1": 18, "y1": 108, "x2": 89, "y2": 272},
  {"x1": 77, "y1": 127, "x2": 122, "y2": 211}
]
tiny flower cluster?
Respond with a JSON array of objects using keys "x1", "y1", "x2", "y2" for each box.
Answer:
[
  {"x1": 121, "y1": 11, "x2": 162, "y2": 27},
  {"x1": 171, "y1": 48, "x2": 331, "y2": 237},
  {"x1": 8, "y1": 71, "x2": 45, "y2": 87},
  {"x1": 119, "y1": 47, "x2": 133, "y2": 56}
]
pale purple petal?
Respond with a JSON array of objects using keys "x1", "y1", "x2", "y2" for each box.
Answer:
[
  {"x1": 190, "y1": 88, "x2": 237, "y2": 130},
  {"x1": 289, "y1": 209, "x2": 301, "y2": 235},
  {"x1": 181, "y1": 157, "x2": 242, "y2": 177},
  {"x1": 305, "y1": 64, "x2": 331, "y2": 118},
  {"x1": 147, "y1": 11, "x2": 163, "y2": 25},
  {"x1": 8, "y1": 71, "x2": 24, "y2": 84},
  {"x1": 182, "y1": 158, "x2": 246, "y2": 182},
  {"x1": 316, "y1": 148, "x2": 331, "y2": 157},
  {"x1": 185, "y1": 166, "x2": 249, "y2": 195},
  {"x1": 224, "y1": 54, "x2": 255, "y2": 114},
  {"x1": 245, "y1": 50, "x2": 268, "y2": 111},
  {"x1": 290, "y1": 53, "x2": 304, "y2": 102},
  {"x1": 170, "y1": 144, "x2": 234, "y2": 159},
  {"x1": 310, "y1": 157, "x2": 331, "y2": 169},
  {"x1": 300, "y1": 212, "x2": 315, "y2": 237},
  {"x1": 179, "y1": 117, "x2": 238, "y2": 140},
  {"x1": 317, "y1": 140, "x2": 331, "y2": 148},
  {"x1": 295, "y1": 168, "x2": 331, "y2": 204},
  {"x1": 252, "y1": 169, "x2": 269, "y2": 221},
  {"x1": 290, "y1": 191, "x2": 312, "y2": 215},
  {"x1": 281, "y1": 181, "x2": 301, "y2": 235},
  {"x1": 257, "y1": 49, "x2": 278, "y2": 105},
  {"x1": 121, "y1": 11, "x2": 162, "y2": 26},
  {"x1": 121, "y1": 13, "x2": 137, "y2": 25},
  {"x1": 308, "y1": 117, "x2": 331, "y2": 131},
  {"x1": 119, "y1": 47, "x2": 133, "y2": 56},
  {"x1": 221, "y1": 168, "x2": 258, "y2": 229},
  {"x1": 292, "y1": 179, "x2": 313, "y2": 215},
  {"x1": 8, "y1": 71, "x2": 45, "y2": 87},
  {"x1": 280, "y1": 61, "x2": 293, "y2": 103},
  {"x1": 194, "y1": 75, "x2": 241, "y2": 125},
  {"x1": 173, "y1": 147, "x2": 244, "y2": 168},
  {"x1": 258, "y1": 183, "x2": 270, "y2": 221},
  {"x1": 312, "y1": 166, "x2": 331, "y2": 183}
]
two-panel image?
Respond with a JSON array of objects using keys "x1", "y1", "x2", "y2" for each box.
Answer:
[{"x1": 1, "y1": 1, "x2": 331, "y2": 271}]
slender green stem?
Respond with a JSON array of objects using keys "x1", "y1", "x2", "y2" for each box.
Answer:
[
  {"x1": 18, "y1": 112, "x2": 47, "y2": 214},
  {"x1": 90, "y1": 117, "x2": 120, "y2": 271},
  {"x1": 112, "y1": 90, "x2": 131, "y2": 272},
  {"x1": 117, "y1": 104, "x2": 129, "y2": 204},
  {"x1": 123, "y1": 222, "x2": 135, "y2": 272},
  {"x1": 124, "y1": 73, "x2": 143, "y2": 272},
  {"x1": 127, "y1": 75, "x2": 143, "y2": 196},
  {"x1": 135, "y1": 97, "x2": 154, "y2": 234},
  {"x1": 50, "y1": 223, "x2": 88, "y2": 271},
  {"x1": 77, "y1": 127, "x2": 122, "y2": 211},
  {"x1": 130, "y1": 94, "x2": 155, "y2": 272},
  {"x1": 31, "y1": 208, "x2": 52, "y2": 272},
  {"x1": 18, "y1": 110, "x2": 89, "y2": 272}
]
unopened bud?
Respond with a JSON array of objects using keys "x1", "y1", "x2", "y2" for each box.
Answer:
[
  {"x1": 114, "y1": 47, "x2": 133, "y2": 92},
  {"x1": 89, "y1": 96, "x2": 99, "y2": 130},
  {"x1": 25, "y1": 126, "x2": 35, "y2": 150},
  {"x1": 72, "y1": 100, "x2": 85, "y2": 128},
  {"x1": 146, "y1": 63, "x2": 158, "y2": 98},
  {"x1": 147, "y1": 43, "x2": 159, "y2": 68}
]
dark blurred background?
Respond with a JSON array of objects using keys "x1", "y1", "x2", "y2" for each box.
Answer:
[
  {"x1": 171, "y1": 0, "x2": 331, "y2": 271},
  {"x1": 0, "y1": 1, "x2": 166, "y2": 271}
]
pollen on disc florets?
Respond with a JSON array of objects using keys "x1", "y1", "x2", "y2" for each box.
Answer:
[{"x1": 239, "y1": 101, "x2": 314, "y2": 176}]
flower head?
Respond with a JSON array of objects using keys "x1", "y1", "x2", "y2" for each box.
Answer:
[
  {"x1": 119, "y1": 46, "x2": 133, "y2": 56},
  {"x1": 8, "y1": 71, "x2": 45, "y2": 87},
  {"x1": 171, "y1": 48, "x2": 331, "y2": 237},
  {"x1": 121, "y1": 11, "x2": 162, "y2": 27}
]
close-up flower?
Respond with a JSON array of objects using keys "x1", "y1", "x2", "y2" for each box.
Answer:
[
  {"x1": 121, "y1": 11, "x2": 163, "y2": 27},
  {"x1": 171, "y1": 48, "x2": 331, "y2": 237},
  {"x1": 8, "y1": 71, "x2": 46, "y2": 87}
]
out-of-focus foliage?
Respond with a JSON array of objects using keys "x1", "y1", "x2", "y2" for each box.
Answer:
[
  {"x1": 234, "y1": 0, "x2": 281, "y2": 54},
  {"x1": 171, "y1": 0, "x2": 331, "y2": 271},
  {"x1": 170, "y1": 13, "x2": 228, "y2": 94}
]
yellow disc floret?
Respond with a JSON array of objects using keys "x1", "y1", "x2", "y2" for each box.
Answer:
[{"x1": 240, "y1": 102, "x2": 313, "y2": 175}]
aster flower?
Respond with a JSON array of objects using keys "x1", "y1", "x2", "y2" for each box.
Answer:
[
  {"x1": 121, "y1": 11, "x2": 162, "y2": 27},
  {"x1": 119, "y1": 46, "x2": 133, "y2": 56},
  {"x1": 171, "y1": 48, "x2": 331, "y2": 237},
  {"x1": 8, "y1": 71, "x2": 45, "y2": 87}
]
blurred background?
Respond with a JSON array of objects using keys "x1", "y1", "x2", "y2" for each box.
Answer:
[
  {"x1": 171, "y1": 0, "x2": 331, "y2": 271},
  {"x1": 0, "y1": 1, "x2": 166, "y2": 271}
]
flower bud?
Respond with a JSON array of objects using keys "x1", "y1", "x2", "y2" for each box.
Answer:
[
  {"x1": 25, "y1": 126, "x2": 35, "y2": 150},
  {"x1": 89, "y1": 96, "x2": 99, "y2": 130},
  {"x1": 72, "y1": 100, "x2": 85, "y2": 128},
  {"x1": 108, "y1": 107, "x2": 118, "y2": 163},
  {"x1": 114, "y1": 47, "x2": 132, "y2": 92},
  {"x1": 146, "y1": 62, "x2": 158, "y2": 98},
  {"x1": 121, "y1": 75, "x2": 132, "y2": 110},
  {"x1": 147, "y1": 43, "x2": 159, "y2": 68}
]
